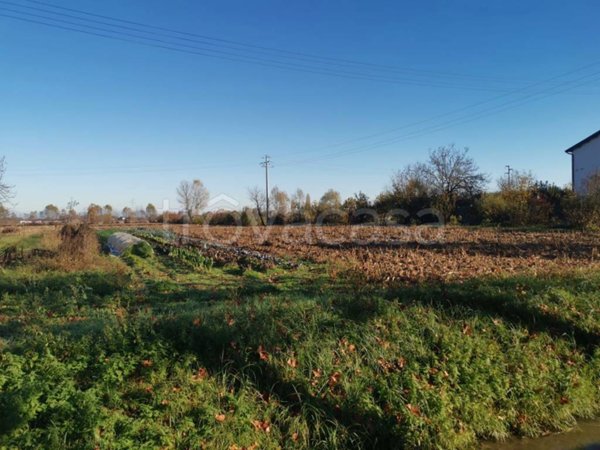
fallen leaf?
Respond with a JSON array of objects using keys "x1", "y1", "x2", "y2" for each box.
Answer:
[
  {"x1": 192, "y1": 367, "x2": 209, "y2": 381},
  {"x1": 328, "y1": 371, "x2": 342, "y2": 388},
  {"x1": 406, "y1": 403, "x2": 421, "y2": 417},
  {"x1": 251, "y1": 419, "x2": 271, "y2": 433},
  {"x1": 257, "y1": 345, "x2": 270, "y2": 361}
]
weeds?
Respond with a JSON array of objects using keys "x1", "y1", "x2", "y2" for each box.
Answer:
[
  {"x1": 0, "y1": 228, "x2": 599, "y2": 449},
  {"x1": 168, "y1": 246, "x2": 213, "y2": 271}
]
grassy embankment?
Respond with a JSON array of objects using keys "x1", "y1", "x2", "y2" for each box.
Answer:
[{"x1": 0, "y1": 227, "x2": 599, "y2": 449}]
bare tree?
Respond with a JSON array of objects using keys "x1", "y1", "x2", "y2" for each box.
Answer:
[
  {"x1": 421, "y1": 145, "x2": 488, "y2": 220},
  {"x1": 0, "y1": 157, "x2": 14, "y2": 204},
  {"x1": 248, "y1": 186, "x2": 266, "y2": 226},
  {"x1": 66, "y1": 198, "x2": 80, "y2": 223},
  {"x1": 497, "y1": 170, "x2": 535, "y2": 192},
  {"x1": 390, "y1": 164, "x2": 431, "y2": 200},
  {"x1": 290, "y1": 188, "x2": 306, "y2": 222},
  {"x1": 177, "y1": 179, "x2": 209, "y2": 223}
]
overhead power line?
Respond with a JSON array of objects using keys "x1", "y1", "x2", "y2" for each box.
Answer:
[
  {"x1": 0, "y1": 10, "x2": 516, "y2": 92},
  {"x1": 275, "y1": 62, "x2": 600, "y2": 166},
  {"x1": 3, "y1": 1, "x2": 599, "y2": 96},
  {"x1": 277, "y1": 72, "x2": 600, "y2": 167},
  {"x1": 2, "y1": 0, "x2": 600, "y2": 175},
  {"x1": 0, "y1": 0, "x2": 549, "y2": 92},
  {"x1": 7, "y1": 0, "x2": 537, "y2": 84}
]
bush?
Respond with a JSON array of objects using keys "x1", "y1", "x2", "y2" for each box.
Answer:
[
  {"x1": 478, "y1": 183, "x2": 571, "y2": 228},
  {"x1": 478, "y1": 193, "x2": 511, "y2": 225},
  {"x1": 206, "y1": 211, "x2": 240, "y2": 226},
  {"x1": 130, "y1": 241, "x2": 154, "y2": 258},
  {"x1": 563, "y1": 195, "x2": 600, "y2": 230},
  {"x1": 56, "y1": 224, "x2": 100, "y2": 265},
  {"x1": 168, "y1": 246, "x2": 213, "y2": 270}
]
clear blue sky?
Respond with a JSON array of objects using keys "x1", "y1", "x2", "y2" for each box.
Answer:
[{"x1": 1, "y1": 0, "x2": 599, "y2": 214}]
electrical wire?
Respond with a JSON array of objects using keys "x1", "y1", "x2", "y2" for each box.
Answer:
[
  {"x1": 276, "y1": 68, "x2": 600, "y2": 166},
  {"x1": 3, "y1": 0, "x2": 599, "y2": 175},
  {"x1": 11, "y1": 0, "x2": 537, "y2": 84}
]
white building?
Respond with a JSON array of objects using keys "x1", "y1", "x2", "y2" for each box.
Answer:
[{"x1": 565, "y1": 129, "x2": 600, "y2": 194}]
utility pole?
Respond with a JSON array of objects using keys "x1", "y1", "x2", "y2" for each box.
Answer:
[
  {"x1": 260, "y1": 155, "x2": 272, "y2": 224},
  {"x1": 505, "y1": 165, "x2": 513, "y2": 186}
]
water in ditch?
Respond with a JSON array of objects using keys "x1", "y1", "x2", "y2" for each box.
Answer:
[{"x1": 482, "y1": 420, "x2": 600, "y2": 450}]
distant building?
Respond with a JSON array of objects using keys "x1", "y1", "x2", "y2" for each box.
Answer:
[{"x1": 565, "y1": 129, "x2": 600, "y2": 194}]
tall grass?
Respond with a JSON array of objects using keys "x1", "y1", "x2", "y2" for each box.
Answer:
[{"x1": 0, "y1": 230, "x2": 599, "y2": 449}]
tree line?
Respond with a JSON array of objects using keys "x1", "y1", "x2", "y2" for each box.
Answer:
[
  {"x1": 2, "y1": 145, "x2": 599, "y2": 229},
  {"x1": 169, "y1": 145, "x2": 597, "y2": 229}
]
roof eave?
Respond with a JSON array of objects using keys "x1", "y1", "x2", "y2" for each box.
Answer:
[{"x1": 564, "y1": 129, "x2": 600, "y2": 154}]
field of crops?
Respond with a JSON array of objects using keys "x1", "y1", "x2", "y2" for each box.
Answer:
[{"x1": 152, "y1": 225, "x2": 600, "y2": 283}]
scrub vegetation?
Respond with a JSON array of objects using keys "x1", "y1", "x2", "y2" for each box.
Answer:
[{"x1": 1, "y1": 226, "x2": 599, "y2": 449}]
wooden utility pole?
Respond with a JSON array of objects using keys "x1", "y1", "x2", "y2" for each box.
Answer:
[{"x1": 260, "y1": 155, "x2": 272, "y2": 224}]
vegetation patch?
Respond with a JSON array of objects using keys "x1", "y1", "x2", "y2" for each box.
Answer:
[
  {"x1": 126, "y1": 240, "x2": 154, "y2": 259},
  {"x1": 0, "y1": 228, "x2": 599, "y2": 449}
]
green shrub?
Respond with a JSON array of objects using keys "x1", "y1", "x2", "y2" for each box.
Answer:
[
  {"x1": 130, "y1": 241, "x2": 154, "y2": 258},
  {"x1": 478, "y1": 192, "x2": 511, "y2": 225},
  {"x1": 562, "y1": 195, "x2": 600, "y2": 230},
  {"x1": 168, "y1": 246, "x2": 213, "y2": 271}
]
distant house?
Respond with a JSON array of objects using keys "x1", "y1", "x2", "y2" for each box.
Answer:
[{"x1": 565, "y1": 129, "x2": 600, "y2": 194}]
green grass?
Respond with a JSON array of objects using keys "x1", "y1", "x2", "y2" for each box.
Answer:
[
  {"x1": 0, "y1": 231, "x2": 44, "y2": 251},
  {"x1": 0, "y1": 232, "x2": 599, "y2": 449}
]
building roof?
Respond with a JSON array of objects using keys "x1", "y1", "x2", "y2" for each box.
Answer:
[{"x1": 565, "y1": 129, "x2": 600, "y2": 154}]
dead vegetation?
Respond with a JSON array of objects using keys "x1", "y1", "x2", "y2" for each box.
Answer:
[
  {"x1": 38, "y1": 224, "x2": 116, "y2": 272},
  {"x1": 148, "y1": 225, "x2": 600, "y2": 284},
  {"x1": 58, "y1": 223, "x2": 98, "y2": 257}
]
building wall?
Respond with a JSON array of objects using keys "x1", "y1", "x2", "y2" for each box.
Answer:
[{"x1": 573, "y1": 136, "x2": 600, "y2": 193}]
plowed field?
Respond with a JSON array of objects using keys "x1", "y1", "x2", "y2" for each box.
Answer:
[{"x1": 150, "y1": 225, "x2": 600, "y2": 283}]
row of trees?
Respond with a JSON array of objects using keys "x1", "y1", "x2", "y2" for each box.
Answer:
[
  {"x1": 3, "y1": 146, "x2": 599, "y2": 229},
  {"x1": 238, "y1": 145, "x2": 591, "y2": 228},
  {"x1": 239, "y1": 145, "x2": 490, "y2": 226},
  {"x1": 22, "y1": 203, "x2": 161, "y2": 224}
]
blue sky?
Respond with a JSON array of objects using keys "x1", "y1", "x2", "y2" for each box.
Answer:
[{"x1": 1, "y1": 0, "x2": 599, "y2": 214}]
